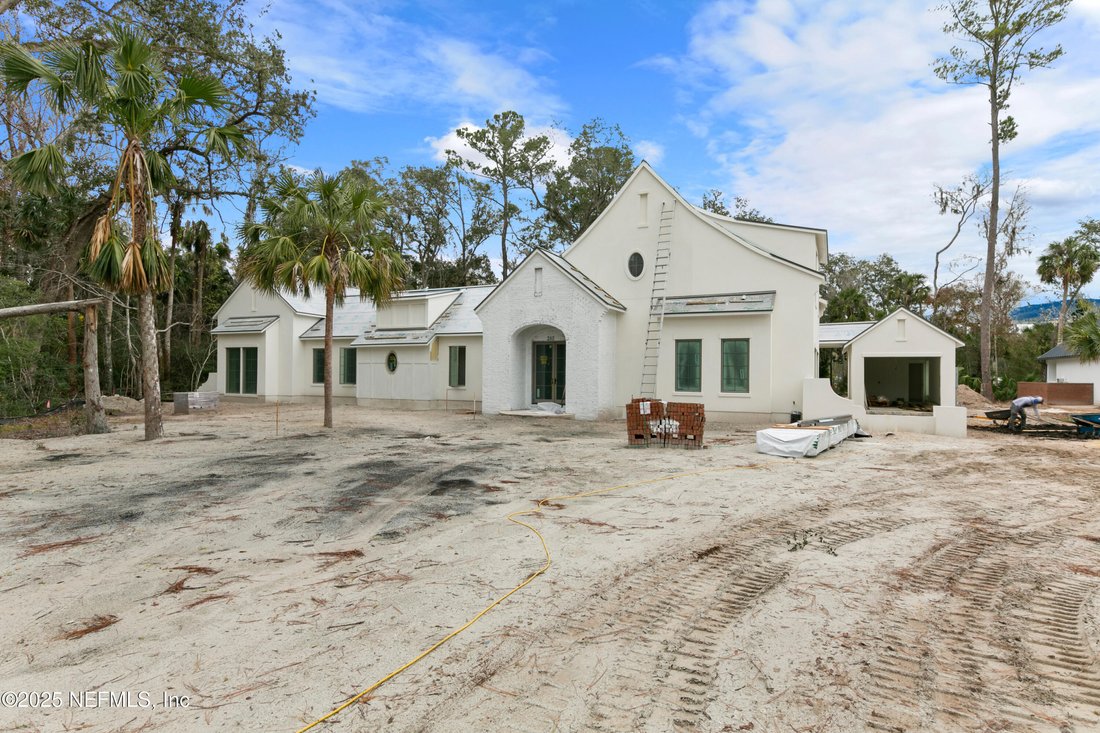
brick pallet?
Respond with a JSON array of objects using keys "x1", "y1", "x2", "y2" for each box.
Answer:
[
  {"x1": 625, "y1": 398, "x2": 705, "y2": 448},
  {"x1": 626, "y1": 397, "x2": 664, "y2": 446},
  {"x1": 666, "y1": 401, "x2": 706, "y2": 449}
]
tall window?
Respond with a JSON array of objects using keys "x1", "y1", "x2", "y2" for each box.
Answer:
[
  {"x1": 675, "y1": 340, "x2": 702, "y2": 392},
  {"x1": 721, "y1": 339, "x2": 750, "y2": 393},
  {"x1": 449, "y1": 345, "x2": 466, "y2": 387},
  {"x1": 224, "y1": 347, "x2": 257, "y2": 395},
  {"x1": 340, "y1": 348, "x2": 357, "y2": 385},
  {"x1": 312, "y1": 348, "x2": 324, "y2": 384}
]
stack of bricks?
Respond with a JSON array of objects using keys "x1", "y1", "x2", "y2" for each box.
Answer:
[
  {"x1": 626, "y1": 397, "x2": 663, "y2": 446},
  {"x1": 666, "y1": 402, "x2": 706, "y2": 449}
]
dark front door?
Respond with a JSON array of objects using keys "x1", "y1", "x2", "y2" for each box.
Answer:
[
  {"x1": 533, "y1": 342, "x2": 566, "y2": 403},
  {"x1": 908, "y1": 362, "x2": 924, "y2": 402}
]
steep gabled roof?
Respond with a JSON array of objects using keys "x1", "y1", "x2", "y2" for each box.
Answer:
[
  {"x1": 846, "y1": 308, "x2": 964, "y2": 348},
  {"x1": 561, "y1": 161, "x2": 825, "y2": 280},
  {"x1": 474, "y1": 249, "x2": 626, "y2": 314}
]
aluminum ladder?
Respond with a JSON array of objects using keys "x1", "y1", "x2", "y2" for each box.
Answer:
[{"x1": 639, "y1": 202, "x2": 674, "y2": 397}]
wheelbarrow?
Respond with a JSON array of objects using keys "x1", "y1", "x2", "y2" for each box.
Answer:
[
  {"x1": 984, "y1": 408, "x2": 1026, "y2": 433},
  {"x1": 1070, "y1": 414, "x2": 1100, "y2": 438}
]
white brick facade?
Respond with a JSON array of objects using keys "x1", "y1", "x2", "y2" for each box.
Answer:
[{"x1": 477, "y1": 252, "x2": 620, "y2": 420}]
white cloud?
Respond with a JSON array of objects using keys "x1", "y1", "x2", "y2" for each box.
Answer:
[
  {"x1": 655, "y1": 0, "x2": 1100, "y2": 291},
  {"x1": 634, "y1": 140, "x2": 665, "y2": 165},
  {"x1": 248, "y1": 0, "x2": 565, "y2": 119},
  {"x1": 424, "y1": 121, "x2": 572, "y2": 167}
]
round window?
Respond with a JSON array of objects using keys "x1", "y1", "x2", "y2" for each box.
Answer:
[
  {"x1": 386, "y1": 352, "x2": 398, "y2": 373},
  {"x1": 628, "y1": 252, "x2": 644, "y2": 278}
]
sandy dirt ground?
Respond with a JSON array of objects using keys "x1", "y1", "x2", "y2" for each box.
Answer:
[{"x1": 1, "y1": 402, "x2": 1099, "y2": 733}]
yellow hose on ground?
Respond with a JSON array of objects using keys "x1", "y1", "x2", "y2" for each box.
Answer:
[{"x1": 294, "y1": 463, "x2": 755, "y2": 732}]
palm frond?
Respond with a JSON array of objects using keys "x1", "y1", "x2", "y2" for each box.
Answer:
[
  {"x1": 140, "y1": 233, "x2": 170, "y2": 292},
  {"x1": 119, "y1": 240, "x2": 149, "y2": 294},
  {"x1": 1, "y1": 43, "x2": 52, "y2": 91},
  {"x1": 143, "y1": 148, "x2": 175, "y2": 191},
  {"x1": 88, "y1": 214, "x2": 113, "y2": 262},
  {"x1": 86, "y1": 231, "x2": 125, "y2": 288},
  {"x1": 1067, "y1": 307, "x2": 1100, "y2": 363},
  {"x1": 6, "y1": 145, "x2": 67, "y2": 195},
  {"x1": 175, "y1": 74, "x2": 229, "y2": 110},
  {"x1": 203, "y1": 124, "x2": 247, "y2": 159}
]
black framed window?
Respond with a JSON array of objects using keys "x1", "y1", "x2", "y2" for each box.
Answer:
[
  {"x1": 340, "y1": 348, "x2": 357, "y2": 385},
  {"x1": 449, "y1": 345, "x2": 466, "y2": 387},
  {"x1": 675, "y1": 340, "x2": 702, "y2": 392},
  {"x1": 720, "y1": 339, "x2": 749, "y2": 393}
]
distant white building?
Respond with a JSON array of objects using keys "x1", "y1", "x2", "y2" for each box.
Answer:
[
  {"x1": 211, "y1": 162, "x2": 966, "y2": 435},
  {"x1": 1039, "y1": 343, "x2": 1100, "y2": 397}
]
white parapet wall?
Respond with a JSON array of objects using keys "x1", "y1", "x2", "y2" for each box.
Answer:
[{"x1": 802, "y1": 378, "x2": 966, "y2": 438}]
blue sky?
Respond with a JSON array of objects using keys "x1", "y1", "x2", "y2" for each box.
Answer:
[{"x1": 245, "y1": 0, "x2": 1100, "y2": 301}]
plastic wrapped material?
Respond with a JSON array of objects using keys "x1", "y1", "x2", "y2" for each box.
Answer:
[{"x1": 755, "y1": 428, "x2": 832, "y2": 457}]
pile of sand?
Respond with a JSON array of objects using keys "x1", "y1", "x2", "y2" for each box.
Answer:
[
  {"x1": 100, "y1": 395, "x2": 142, "y2": 415},
  {"x1": 956, "y1": 384, "x2": 995, "y2": 410}
]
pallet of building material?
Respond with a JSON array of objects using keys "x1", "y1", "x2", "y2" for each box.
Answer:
[
  {"x1": 625, "y1": 398, "x2": 663, "y2": 446},
  {"x1": 665, "y1": 402, "x2": 706, "y2": 449},
  {"x1": 756, "y1": 427, "x2": 832, "y2": 457},
  {"x1": 173, "y1": 391, "x2": 219, "y2": 415}
]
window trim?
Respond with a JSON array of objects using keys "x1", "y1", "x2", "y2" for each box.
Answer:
[
  {"x1": 626, "y1": 251, "x2": 645, "y2": 280},
  {"x1": 339, "y1": 347, "x2": 357, "y2": 385},
  {"x1": 224, "y1": 346, "x2": 257, "y2": 395},
  {"x1": 674, "y1": 339, "x2": 702, "y2": 393},
  {"x1": 720, "y1": 338, "x2": 750, "y2": 394},
  {"x1": 225, "y1": 347, "x2": 241, "y2": 394},
  {"x1": 448, "y1": 345, "x2": 467, "y2": 388}
]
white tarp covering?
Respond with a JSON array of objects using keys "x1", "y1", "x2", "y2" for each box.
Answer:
[
  {"x1": 756, "y1": 418, "x2": 861, "y2": 458},
  {"x1": 755, "y1": 428, "x2": 832, "y2": 458}
]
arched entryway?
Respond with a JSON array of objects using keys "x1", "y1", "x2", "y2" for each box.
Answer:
[{"x1": 516, "y1": 324, "x2": 566, "y2": 406}]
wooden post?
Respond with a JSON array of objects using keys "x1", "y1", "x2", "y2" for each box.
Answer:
[
  {"x1": 83, "y1": 304, "x2": 108, "y2": 433},
  {"x1": 0, "y1": 298, "x2": 108, "y2": 434}
]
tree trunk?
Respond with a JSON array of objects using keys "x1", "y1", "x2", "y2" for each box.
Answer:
[
  {"x1": 323, "y1": 284, "x2": 335, "y2": 429},
  {"x1": 164, "y1": 200, "x2": 182, "y2": 376},
  {"x1": 0, "y1": 298, "x2": 103, "y2": 318},
  {"x1": 103, "y1": 295, "x2": 114, "y2": 395},
  {"x1": 979, "y1": 83, "x2": 1000, "y2": 401},
  {"x1": 125, "y1": 294, "x2": 135, "y2": 397},
  {"x1": 500, "y1": 184, "x2": 510, "y2": 279},
  {"x1": 1057, "y1": 281, "x2": 1070, "y2": 344},
  {"x1": 83, "y1": 304, "x2": 108, "y2": 434},
  {"x1": 131, "y1": 179, "x2": 163, "y2": 440},
  {"x1": 66, "y1": 282, "x2": 77, "y2": 393},
  {"x1": 191, "y1": 243, "x2": 205, "y2": 346},
  {"x1": 138, "y1": 291, "x2": 163, "y2": 439}
]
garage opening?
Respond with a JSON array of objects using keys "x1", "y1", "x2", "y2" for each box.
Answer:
[{"x1": 864, "y1": 357, "x2": 940, "y2": 412}]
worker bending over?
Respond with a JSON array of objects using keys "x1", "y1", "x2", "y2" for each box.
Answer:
[{"x1": 1010, "y1": 395, "x2": 1044, "y2": 422}]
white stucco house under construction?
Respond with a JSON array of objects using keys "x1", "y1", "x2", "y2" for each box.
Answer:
[{"x1": 211, "y1": 162, "x2": 966, "y2": 436}]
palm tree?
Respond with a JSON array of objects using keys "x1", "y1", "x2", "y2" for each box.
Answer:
[
  {"x1": 1067, "y1": 306, "x2": 1100, "y2": 364},
  {"x1": 1, "y1": 24, "x2": 242, "y2": 439},
  {"x1": 239, "y1": 169, "x2": 406, "y2": 428},
  {"x1": 182, "y1": 219, "x2": 213, "y2": 345},
  {"x1": 1037, "y1": 235, "x2": 1100, "y2": 344}
]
